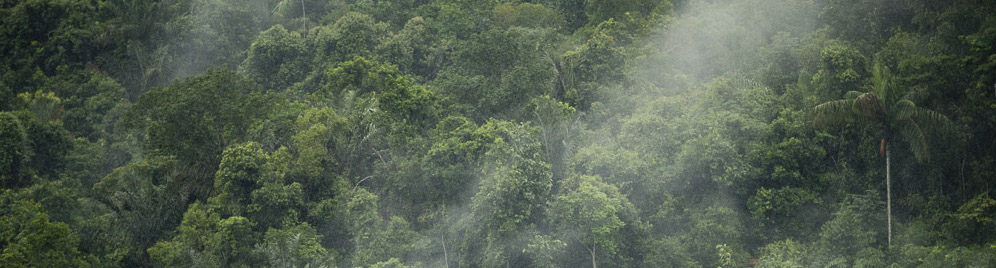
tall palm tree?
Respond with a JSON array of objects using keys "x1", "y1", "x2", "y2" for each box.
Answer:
[{"x1": 812, "y1": 60, "x2": 951, "y2": 247}]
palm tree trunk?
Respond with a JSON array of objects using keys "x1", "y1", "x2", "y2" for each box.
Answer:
[
  {"x1": 300, "y1": 0, "x2": 307, "y2": 35},
  {"x1": 886, "y1": 144, "x2": 892, "y2": 248},
  {"x1": 441, "y1": 234, "x2": 449, "y2": 268},
  {"x1": 591, "y1": 245, "x2": 597, "y2": 268}
]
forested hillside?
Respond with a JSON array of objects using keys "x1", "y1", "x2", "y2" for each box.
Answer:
[{"x1": 2, "y1": 0, "x2": 995, "y2": 267}]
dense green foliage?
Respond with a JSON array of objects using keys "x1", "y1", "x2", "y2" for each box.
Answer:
[{"x1": 2, "y1": 0, "x2": 995, "y2": 267}]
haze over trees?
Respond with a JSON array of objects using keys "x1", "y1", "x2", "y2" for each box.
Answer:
[{"x1": 1, "y1": 0, "x2": 995, "y2": 267}]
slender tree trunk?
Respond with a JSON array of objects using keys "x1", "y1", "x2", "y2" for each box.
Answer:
[
  {"x1": 591, "y1": 245, "x2": 597, "y2": 268},
  {"x1": 441, "y1": 234, "x2": 449, "y2": 268},
  {"x1": 886, "y1": 144, "x2": 892, "y2": 248},
  {"x1": 301, "y1": 0, "x2": 306, "y2": 35}
]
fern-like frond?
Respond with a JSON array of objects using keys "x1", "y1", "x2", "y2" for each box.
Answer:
[
  {"x1": 731, "y1": 75, "x2": 762, "y2": 90},
  {"x1": 813, "y1": 99, "x2": 854, "y2": 128}
]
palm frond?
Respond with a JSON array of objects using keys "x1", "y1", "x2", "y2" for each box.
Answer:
[
  {"x1": 871, "y1": 59, "x2": 893, "y2": 101},
  {"x1": 901, "y1": 85, "x2": 929, "y2": 103},
  {"x1": 896, "y1": 118, "x2": 930, "y2": 162},
  {"x1": 912, "y1": 106, "x2": 953, "y2": 130},
  {"x1": 553, "y1": 52, "x2": 578, "y2": 97},
  {"x1": 852, "y1": 93, "x2": 885, "y2": 119},
  {"x1": 892, "y1": 99, "x2": 916, "y2": 121},
  {"x1": 844, "y1": 91, "x2": 863, "y2": 99},
  {"x1": 813, "y1": 99, "x2": 854, "y2": 128}
]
